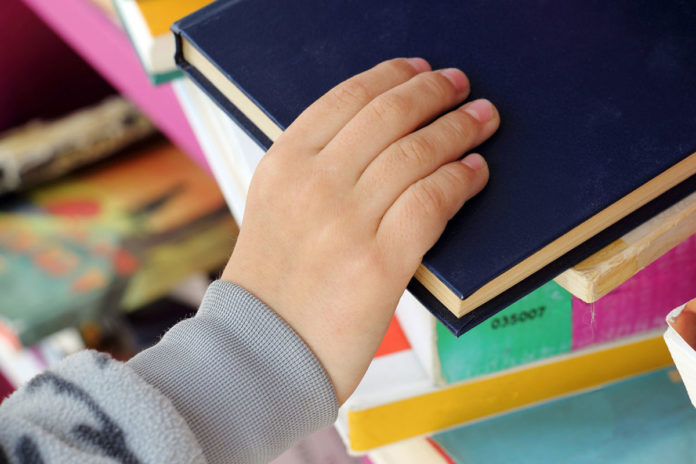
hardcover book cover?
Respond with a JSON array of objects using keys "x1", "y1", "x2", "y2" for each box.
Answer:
[{"x1": 173, "y1": 0, "x2": 696, "y2": 334}]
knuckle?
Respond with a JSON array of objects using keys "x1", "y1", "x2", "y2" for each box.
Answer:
[
  {"x1": 395, "y1": 136, "x2": 434, "y2": 168},
  {"x1": 443, "y1": 163, "x2": 472, "y2": 188},
  {"x1": 380, "y1": 58, "x2": 417, "y2": 77},
  {"x1": 443, "y1": 110, "x2": 476, "y2": 143},
  {"x1": 369, "y1": 92, "x2": 412, "y2": 122},
  {"x1": 412, "y1": 179, "x2": 448, "y2": 212},
  {"x1": 417, "y1": 72, "x2": 453, "y2": 101},
  {"x1": 332, "y1": 78, "x2": 372, "y2": 108},
  {"x1": 306, "y1": 162, "x2": 339, "y2": 192}
]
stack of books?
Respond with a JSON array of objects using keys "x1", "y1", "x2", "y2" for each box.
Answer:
[
  {"x1": 365, "y1": 368, "x2": 696, "y2": 464},
  {"x1": 23, "y1": 0, "x2": 696, "y2": 461}
]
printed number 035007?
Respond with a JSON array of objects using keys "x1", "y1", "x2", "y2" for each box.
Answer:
[{"x1": 490, "y1": 306, "x2": 546, "y2": 330}]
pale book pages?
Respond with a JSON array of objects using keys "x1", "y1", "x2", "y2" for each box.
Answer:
[{"x1": 556, "y1": 192, "x2": 696, "y2": 303}]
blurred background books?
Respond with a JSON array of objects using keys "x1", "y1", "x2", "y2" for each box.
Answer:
[{"x1": 0, "y1": 0, "x2": 236, "y2": 395}]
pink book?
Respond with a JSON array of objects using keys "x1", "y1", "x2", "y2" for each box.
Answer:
[
  {"x1": 21, "y1": 0, "x2": 208, "y2": 172},
  {"x1": 572, "y1": 233, "x2": 696, "y2": 349}
]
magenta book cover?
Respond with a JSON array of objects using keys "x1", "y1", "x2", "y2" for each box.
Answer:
[{"x1": 572, "y1": 234, "x2": 696, "y2": 349}]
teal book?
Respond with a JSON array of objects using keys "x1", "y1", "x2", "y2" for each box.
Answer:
[
  {"x1": 398, "y1": 281, "x2": 573, "y2": 384},
  {"x1": 369, "y1": 369, "x2": 696, "y2": 464}
]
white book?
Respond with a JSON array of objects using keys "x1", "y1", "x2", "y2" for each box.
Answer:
[{"x1": 172, "y1": 77, "x2": 265, "y2": 223}]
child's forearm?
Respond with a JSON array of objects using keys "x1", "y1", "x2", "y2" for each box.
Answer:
[
  {"x1": 128, "y1": 280, "x2": 338, "y2": 463},
  {"x1": 0, "y1": 281, "x2": 337, "y2": 464}
]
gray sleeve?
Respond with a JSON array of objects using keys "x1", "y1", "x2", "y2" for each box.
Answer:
[
  {"x1": 0, "y1": 350, "x2": 206, "y2": 463},
  {"x1": 0, "y1": 280, "x2": 338, "y2": 464},
  {"x1": 127, "y1": 280, "x2": 339, "y2": 464}
]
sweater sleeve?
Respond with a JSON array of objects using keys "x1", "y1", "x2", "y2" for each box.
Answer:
[{"x1": 0, "y1": 280, "x2": 339, "y2": 464}]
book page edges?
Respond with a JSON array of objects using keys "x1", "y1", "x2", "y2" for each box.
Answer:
[
  {"x1": 181, "y1": 38, "x2": 283, "y2": 142},
  {"x1": 418, "y1": 153, "x2": 696, "y2": 318}
]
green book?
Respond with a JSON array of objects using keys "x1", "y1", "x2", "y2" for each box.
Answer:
[{"x1": 397, "y1": 281, "x2": 572, "y2": 385}]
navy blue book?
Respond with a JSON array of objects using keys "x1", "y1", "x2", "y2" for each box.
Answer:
[{"x1": 173, "y1": 0, "x2": 696, "y2": 335}]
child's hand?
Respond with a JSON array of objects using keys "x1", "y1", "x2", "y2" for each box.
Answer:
[{"x1": 222, "y1": 58, "x2": 500, "y2": 403}]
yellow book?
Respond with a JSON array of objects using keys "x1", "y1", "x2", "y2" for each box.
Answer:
[
  {"x1": 114, "y1": 0, "x2": 211, "y2": 83},
  {"x1": 338, "y1": 330, "x2": 672, "y2": 453}
]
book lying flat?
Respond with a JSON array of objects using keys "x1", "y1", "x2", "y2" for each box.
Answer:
[
  {"x1": 173, "y1": 0, "x2": 696, "y2": 335},
  {"x1": 555, "y1": 191, "x2": 696, "y2": 303},
  {"x1": 339, "y1": 323, "x2": 672, "y2": 452},
  {"x1": 400, "y1": 237, "x2": 696, "y2": 386},
  {"x1": 367, "y1": 368, "x2": 695, "y2": 464}
]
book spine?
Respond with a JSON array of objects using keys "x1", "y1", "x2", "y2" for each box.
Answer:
[
  {"x1": 172, "y1": 29, "x2": 274, "y2": 150},
  {"x1": 346, "y1": 333, "x2": 672, "y2": 452}
]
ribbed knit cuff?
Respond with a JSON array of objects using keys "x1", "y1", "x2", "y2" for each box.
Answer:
[{"x1": 127, "y1": 280, "x2": 338, "y2": 464}]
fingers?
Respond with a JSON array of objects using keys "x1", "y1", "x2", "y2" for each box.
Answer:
[
  {"x1": 320, "y1": 68, "x2": 471, "y2": 177},
  {"x1": 377, "y1": 155, "x2": 489, "y2": 272},
  {"x1": 277, "y1": 58, "x2": 430, "y2": 153},
  {"x1": 356, "y1": 99, "x2": 499, "y2": 217}
]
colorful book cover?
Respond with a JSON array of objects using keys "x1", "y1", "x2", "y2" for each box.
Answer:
[
  {"x1": 573, "y1": 234, "x2": 696, "y2": 349},
  {"x1": 435, "y1": 281, "x2": 572, "y2": 383},
  {"x1": 398, "y1": 233, "x2": 696, "y2": 386},
  {"x1": 0, "y1": 140, "x2": 236, "y2": 346},
  {"x1": 369, "y1": 369, "x2": 694, "y2": 464},
  {"x1": 340, "y1": 330, "x2": 672, "y2": 452}
]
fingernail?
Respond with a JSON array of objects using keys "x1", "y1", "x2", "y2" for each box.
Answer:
[
  {"x1": 461, "y1": 153, "x2": 486, "y2": 171},
  {"x1": 406, "y1": 57, "x2": 431, "y2": 73},
  {"x1": 463, "y1": 99, "x2": 495, "y2": 123},
  {"x1": 440, "y1": 68, "x2": 469, "y2": 93}
]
